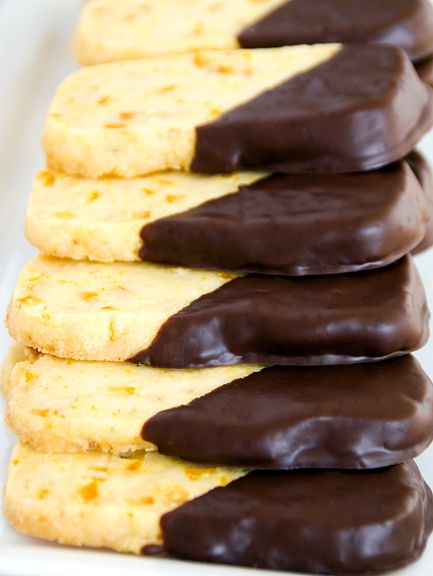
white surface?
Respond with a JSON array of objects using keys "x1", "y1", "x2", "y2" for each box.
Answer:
[{"x1": 1, "y1": 1, "x2": 433, "y2": 575}]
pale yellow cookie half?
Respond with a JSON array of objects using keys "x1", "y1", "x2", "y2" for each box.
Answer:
[
  {"x1": 4, "y1": 442, "x2": 246, "y2": 553},
  {"x1": 26, "y1": 170, "x2": 261, "y2": 262},
  {"x1": 44, "y1": 45, "x2": 339, "y2": 177},
  {"x1": 7, "y1": 255, "x2": 236, "y2": 361},
  {"x1": 5, "y1": 347, "x2": 260, "y2": 454},
  {"x1": 75, "y1": 0, "x2": 285, "y2": 64}
]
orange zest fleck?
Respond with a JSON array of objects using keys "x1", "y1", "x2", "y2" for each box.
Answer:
[{"x1": 78, "y1": 480, "x2": 99, "y2": 502}]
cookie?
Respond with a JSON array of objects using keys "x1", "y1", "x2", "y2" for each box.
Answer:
[
  {"x1": 6, "y1": 256, "x2": 234, "y2": 362},
  {"x1": 27, "y1": 160, "x2": 429, "y2": 274},
  {"x1": 0, "y1": 342, "x2": 28, "y2": 400},
  {"x1": 44, "y1": 44, "x2": 433, "y2": 177},
  {"x1": 6, "y1": 255, "x2": 429, "y2": 366},
  {"x1": 26, "y1": 170, "x2": 262, "y2": 263},
  {"x1": 6, "y1": 349, "x2": 433, "y2": 468},
  {"x1": 6, "y1": 444, "x2": 431, "y2": 572},
  {"x1": 5, "y1": 349, "x2": 259, "y2": 454},
  {"x1": 75, "y1": 0, "x2": 284, "y2": 64},
  {"x1": 163, "y1": 462, "x2": 433, "y2": 574},
  {"x1": 4, "y1": 442, "x2": 245, "y2": 554},
  {"x1": 75, "y1": 0, "x2": 433, "y2": 64}
]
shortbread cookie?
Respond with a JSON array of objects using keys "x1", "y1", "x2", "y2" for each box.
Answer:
[
  {"x1": 44, "y1": 44, "x2": 433, "y2": 177},
  {"x1": 26, "y1": 170, "x2": 262, "y2": 263},
  {"x1": 27, "y1": 160, "x2": 429, "y2": 274},
  {"x1": 75, "y1": 0, "x2": 433, "y2": 64},
  {"x1": 5, "y1": 350, "x2": 259, "y2": 454},
  {"x1": 7, "y1": 348, "x2": 431, "y2": 468},
  {"x1": 4, "y1": 442, "x2": 245, "y2": 554},
  {"x1": 163, "y1": 462, "x2": 433, "y2": 574},
  {"x1": 6, "y1": 256, "x2": 234, "y2": 362},
  {"x1": 6, "y1": 446, "x2": 432, "y2": 572},
  {"x1": 6, "y1": 255, "x2": 429, "y2": 366},
  {"x1": 0, "y1": 342, "x2": 28, "y2": 399}
]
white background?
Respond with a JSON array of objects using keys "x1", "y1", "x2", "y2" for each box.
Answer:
[{"x1": 1, "y1": 1, "x2": 433, "y2": 575}]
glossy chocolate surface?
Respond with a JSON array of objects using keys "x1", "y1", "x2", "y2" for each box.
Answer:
[
  {"x1": 141, "y1": 161, "x2": 428, "y2": 276},
  {"x1": 239, "y1": 0, "x2": 433, "y2": 63},
  {"x1": 409, "y1": 150, "x2": 433, "y2": 254},
  {"x1": 417, "y1": 57, "x2": 433, "y2": 86},
  {"x1": 144, "y1": 357, "x2": 433, "y2": 469},
  {"x1": 162, "y1": 462, "x2": 433, "y2": 574},
  {"x1": 191, "y1": 45, "x2": 433, "y2": 174},
  {"x1": 130, "y1": 256, "x2": 429, "y2": 368}
]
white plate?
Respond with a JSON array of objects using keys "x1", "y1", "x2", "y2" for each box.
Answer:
[{"x1": 1, "y1": 1, "x2": 433, "y2": 574}]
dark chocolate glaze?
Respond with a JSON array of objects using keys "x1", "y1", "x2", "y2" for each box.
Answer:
[
  {"x1": 239, "y1": 0, "x2": 433, "y2": 63},
  {"x1": 129, "y1": 256, "x2": 429, "y2": 368},
  {"x1": 141, "y1": 161, "x2": 428, "y2": 276},
  {"x1": 162, "y1": 462, "x2": 433, "y2": 574},
  {"x1": 409, "y1": 150, "x2": 433, "y2": 254},
  {"x1": 141, "y1": 544, "x2": 165, "y2": 556},
  {"x1": 417, "y1": 57, "x2": 433, "y2": 86},
  {"x1": 191, "y1": 45, "x2": 433, "y2": 174},
  {"x1": 143, "y1": 357, "x2": 433, "y2": 469}
]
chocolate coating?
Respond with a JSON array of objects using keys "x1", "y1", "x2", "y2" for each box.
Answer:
[
  {"x1": 162, "y1": 463, "x2": 433, "y2": 574},
  {"x1": 141, "y1": 544, "x2": 165, "y2": 556},
  {"x1": 141, "y1": 161, "x2": 428, "y2": 276},
  {"x1": 409, "y1": 150, "x2": 433, "y2": 254},
  {"x1": 239, "y1": 0, "x2": 433, "y2": 63},
  {"x1": 144, "y1": 357, "x2": 433, "y2": 469},
  {"x1": 417, "y1": 57, "x2": 433, "y2": 86},
  {"x1": 191, "y1": 45, "x2": 433, "y2": 174},
  {"x1": 129, "y1": 256, "x2": 429, "y2": 368}
]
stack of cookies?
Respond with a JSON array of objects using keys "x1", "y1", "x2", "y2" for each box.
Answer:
[{"x1": 4, "y1": 1, "x2": 433, "y2": 573}]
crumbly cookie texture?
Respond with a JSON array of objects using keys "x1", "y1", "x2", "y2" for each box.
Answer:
[
  {"x1": 26, "y1": 170, "x2": 262, "y2": 261},
  {"x1": 5, "y1": 348, "x2": 260, "y2": 454},
  {"x1": 6, "y1": 256, "x2": 236, "y2": 361},
  {"x1": 4, "y1": 443, "x2": 246, "y2": 553},
  {"x1": 75, "y1": 0, "x2": 286, "y2": 64},
  {"x1": 44, "y1": 45, "x2": 339, "y2": 178},
  {"x1": 0, "y1": 342, "x2": 29, "y2": 400}
]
